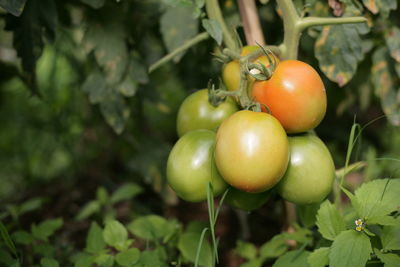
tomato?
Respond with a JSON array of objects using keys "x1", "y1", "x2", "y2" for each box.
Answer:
[
  {"x1": 277, "y1": 134, "x2": 335, "y2": 205},
  {"x1": 225, "y1": 187, "x2": 271, "y2": 211},
  {"x1": 176, "y1": 89, "x2": 239, "y2": 137},
  {"x1": 251, "y1": 60, "x2": 326, "y2": 133},
  {"x1": 222, "y1": 46, "x2": 274, "y2": 93},
  {"x1": 215, "y1": 110, "x2": 289, "y2": 193},
  {"x1": 166, "y1": 130, "x2": 228, "y2": 202}
]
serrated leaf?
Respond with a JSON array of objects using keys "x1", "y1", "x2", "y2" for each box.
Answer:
[
  {"x1": 234, "y1": 240, "x2": 258, "y2": 260},
  {"x1": 31, "y1": 218, "x2": 63, "y2": 242},
  {"x1": 362, "y1": 0, "x2": 397, "y2": 17},
  {"x1": 372, "y1": 47, "x2": 400, "y2": 126},
  {"x1": 75, "y1": 200, "x2": 101, "y2": 221},
  {"x1": 259, "y1": 234, "x2": 288, "y2": 260},
  {"x1": 298, "y1": 203, "x2": 321, "y2": 228},
  {"x1": 316, "y1": 200, "x2": 346, "y2": 241},
  {"x1": 83, "y1": 22, "x2": 128, "y2": 85},
  {"x1": 12, "y1": 231, "x2": 34, "y2": 245},
  {"x1": 86, "y1": 222, "x2": 105, "y2": 254},
  {"x1": 81, "y1": 0, "x2": 105, "y2": 9},
  {"x1": 202, "y1": 19, "x2": 222, "y2": 45},
  {"x1": 128, "y1": 215, "x2": 175, "y2": 241},
  {"x1": 374, "y1": 249, "x2": 400, "y2": 267},
  {"x1": 353, "y1": 178, "x2": 400, "y2": 219},
  {"x1": 307, "y1": 247, "x2": 329, "y2": 267},
  {"x1": 160, "y1": 5, "x2": 198, "y2": 62},
  {"x1": 99, "y1": 91, "x2": 130, "y2": 134},
  {"x1": 315, "y1": 19, "x2": 369, "y2": 87},
  {"x1": 329, "y1": 230, "x2": 372, "y2": 267},
  {"x1": 386, "y1": 26, "x2": 400, "y2": 62},
  {"x1": 115, "y1": 248, "x2": 140, "y2": 266},
  {"x1": 110, "y1": 183, "x2": 143, "y2": 204},
  {"x1": 177, "y1": 232, "x2": 213, "y2": 267},
  {"x1": 40, "y1": 258, "x2": 59, "y2": 267},
  {"x1": 0, "y1": 0, "x2": 27, "y2": 16},
  {"x1": 381, "y1": 224, "x2": 400, "y2": 250},
  {"x1": 103, "y1": 220, "x2": 128, "y2": 251},
  {"x1": 272, "y1": 249, "x2": 311, "y2": 267}
]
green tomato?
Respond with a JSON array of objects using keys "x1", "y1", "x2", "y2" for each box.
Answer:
[
  {"x1": 166, "y1": 130, "x2": 228, "y2": 202},
  {"x1": 277, "y1": 134, "x2": 335, "y2": 205},
  {"x1": 176, "y1": 89, "x2": 239, "y2": 137},
  {"x1": 225, "y1": 187, "x2": 272, "y2": 211}
]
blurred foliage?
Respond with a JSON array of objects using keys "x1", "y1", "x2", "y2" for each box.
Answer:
[{"x1": 0, "y1": 0, "x2": 399, "y2": 266}]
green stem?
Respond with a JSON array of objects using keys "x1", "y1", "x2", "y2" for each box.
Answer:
[
  {"x1": 298, "y1": 16, "x2": 367, "y2": 31},
  {"x1": 205, "y1": 0, "x2": 238, "y2": 51},
  {"x1": 148, "y1": 32, "x2": 209, "y2": 73}
]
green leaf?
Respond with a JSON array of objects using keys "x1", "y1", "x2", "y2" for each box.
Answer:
[
  {"x1": 133, "y1": 250, "x2": 165, "y2": 267},
  {"x1": 353, "y1": 178, "x2": 400, "y2": 219},
  {"x1": 80, "y1": 0, "x2": 105, "y2": 9},
  {"x1": 99, "y1": 91, "x2": 131, "y2": 135},
  {"x1": 362, "y1": 0, "x2": 397, "y2": 17},
  {"x1": 386, "y1": 26, "x2": 400, "y2": 63},
  {"x1": 128, "y1": 215, "x2": 176, "y2": 241},
  {"x1": 96, "y1": 187, "x2": 109, "y2": 205},
  {"x1": 371, "y1": 47, "x2": 400, "y2": 126},
  {"x1": 0, "y1": 221, "x2": 17, "y2": 257},
  {"x1": 329, "y1": 230, "x2": 372, "y2": 267},
  {"x1": 75, "y1": 200, "x2": 101, "y2": 221},
  {"x1": 82, "y1": 70, "x2": 108, "y2": 104},
  {"x1": 40, "y1": 258, "x2": 59, "y2": 267},
  {"x1": 381, "y1": 224, "x2": 400, "y2": 250},
  {"x1": 177, "y1": 232, "x2": 213, "y2": 267},
  {"x1": 94, "y1": 254, "x2": 114, "y2": 267},
  {"x1": 110, "y1": 183, "x2": 143, "y2": 204},
  {"x1": 298, "y1": 203, "x2": 321, "y2": 228},
  {"x1": 18, "y1": 198, "x2": 43, "y2": 216},
  {"x1": 160, "y1": 5, "x2": 198, "y2": 62},
  {"x1": 0, "y1": 250, "x2": 15, "y2": 265},
  {"x1": 202, "y1": 19, "x2": 222, "y2": 45},
  {"x1": 259, "y1": 234, "x2": 288, "y2": 260},
  {"x1": 74, "y1": 254, "x2": 94, "y2": 267},
  {"x1": 86, "y1": 222, "x2": 105, "y2": 254},
  {"x1": 234, "y1": 240, "x2": 258, "y2": 260},
  {"x1": 115, "y1": 248, "x2": 141, "y2": 266},
  {"x1": 374, "y1": 249, "x2": 400, "y2": 267},
  {"x1": 272, "y1": 249, "x2": 311, "y2": 267},
  {"x1": 316, "y1": 200, "x2": 346, "y2": 241},
  {"x1": 12, "y1": 231, "x2": 34, "y2": 245},
  {"x1": 0, "y1": 0, "x2": 27, "y2": 16},
  {"x1": 367, "y1": 216, "x2": 399, "y2": 226},
  {"x1": 34, "y1": 243, "x2": 55, "y2": 258},
  {"x1": 103, "y1": 220, "x2": 128, "y2": 251},
  {"x1": 307, "y1": 247, "x2": 329, "y2": 267},
  {"x1": 31, "y1": 218, "x2": 63, "y2": 242},
  {"x1": 240, "y1": 259, "x2": 263, "y2": 267},
  {"x1": 315, "y1": 16, "x2": 369, "y2": 87}
]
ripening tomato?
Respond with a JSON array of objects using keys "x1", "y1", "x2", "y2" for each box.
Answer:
[
  {"x1": 222, "y1": 46, "x2": 275, "y2": 92},
  {"x1": 277, "y1": 134, "x2": 335, "y2": 205},
  {"x1": 225, "y1": 187, "x2": 271, "y2": 211},
  {"x1": 215, "y1": 110, "x2": 289, "y2": 193},
  {"x1": 176, "y1": 89, "x2": 238, "y2": 137},
  {"x1": 167, "y1": 130, "x2": 228, "y2": 202},
  {"x1": 251, "y1": 60, "x2": 327, "y2": 133}
]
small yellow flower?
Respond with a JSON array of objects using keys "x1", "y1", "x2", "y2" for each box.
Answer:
[
  {"x1": 355, "y1": 219, "x2": 363, "y2": 226},
  {"x1": 355, "y1": 226, "x2": 363, "y2": 232}
]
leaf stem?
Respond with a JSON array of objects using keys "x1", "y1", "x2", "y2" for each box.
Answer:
[
  {"x1": 148, "y1": 32, "x2": 209, "y2": 73},
  {"x1": 298, "y1": 16, "x2": 367, "y2": 31},
  {"x1": 205, "y1": 0, "x2": 238, "y2": 51}
]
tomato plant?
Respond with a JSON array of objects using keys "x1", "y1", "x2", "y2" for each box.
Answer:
[
  {"x1": 251, "y1": 60, "x2": 327, "y2": 133},
  {"x1": 176, "y1": 89, "x2": 238, "y2": 137},
  {"x1": 277, "y1": 133, "x2": 335, "y2": 205},
  {"x1": 215, "y1": 110, "x2": 289, "y2": 193},
  {"x1": 166, "y1": 129, "x2": 227, "y2": 202}
]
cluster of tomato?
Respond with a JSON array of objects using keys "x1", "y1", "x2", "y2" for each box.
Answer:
[{"x1": 166, "y1": 46, "x2": 335, "y2": 211}]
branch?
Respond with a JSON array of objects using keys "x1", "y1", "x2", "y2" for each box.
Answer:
[
  {"x1": 298, "y1": 16, "x2": 368, "y2": 31},
  {"x1": 237, "y1": 0, "x2": 266, "y2": 46},
  {"x1": 148, "y1": 32, "x2": 209, "y2": 73}
]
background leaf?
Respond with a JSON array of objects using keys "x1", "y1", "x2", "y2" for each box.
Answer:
[
  {"x1": 374, "y1": 249, "x2": 400, "y2": 267},
  {"x1": 0, "y1": 0, "x2": 27, "y2": 16},
  {"x1": 86, "y1": 222, "x2": 105, "y2": 254},
  {"x1": 307, "y1": 247, "x2": 329, "y2": 267},
  {"x1": 381, "y1": 224, "x2": 400, "y2": 250},
  {"x1": 272, "y1": 249, "x2": 311, "y2": 267},
  {"x1": 103, "y1": 220, "x2": 128, "y2": 251},
  {"x1": 316, "y1": 200, "x2": 346, "y2": 241},
  {"x1": 362, "y1": 0, "x2": 397, "y2": 17},
  {"x1": 31, "y1": 218, "x2": 63, "y2": 242},
  {"x1": 202, "y1": 19, "x2": 222, "y2": 45},
  {"x1": 329, "y1": 230, "x2": 372, "y2": 267},
  {"x1": 177, "y1": 232, "x2": 213, "y2": 267}
]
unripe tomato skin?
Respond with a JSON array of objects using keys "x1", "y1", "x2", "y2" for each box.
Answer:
[
  {"x1": 277, "y1": 134, "x2": 335, "y2": 205},
  {"x1": 225, "y1": 187, "x2": 271, "y2": 211},
  {"x1": 167, "y1": 130, "x2": 228, "y2": 202},
  {"x1": 176, "y1": 89, "x2": 238, "y2": 137},
  {"x1": 252, "y1": 60, "x2": 326, "y2": 133},
  {"x1": 215, "y1": 110, "x2": 289, "y2": 193}
]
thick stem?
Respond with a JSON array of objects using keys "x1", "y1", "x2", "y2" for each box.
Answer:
[
  {"x1": 298, "y1": 16, "x2": 367, "y2": 31},
  {"x1": 206, "y1": 0, "x2": 238, "y2": 51},
  {"x1": 277, "y1": 0, "x2": 301, "y2": 60},
  {"x1": 149, "y1": 32, "x2": 209, "y2": 73},
  {"x1": 237, "y1": 0, "x2": 266, "y2": 46}
]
